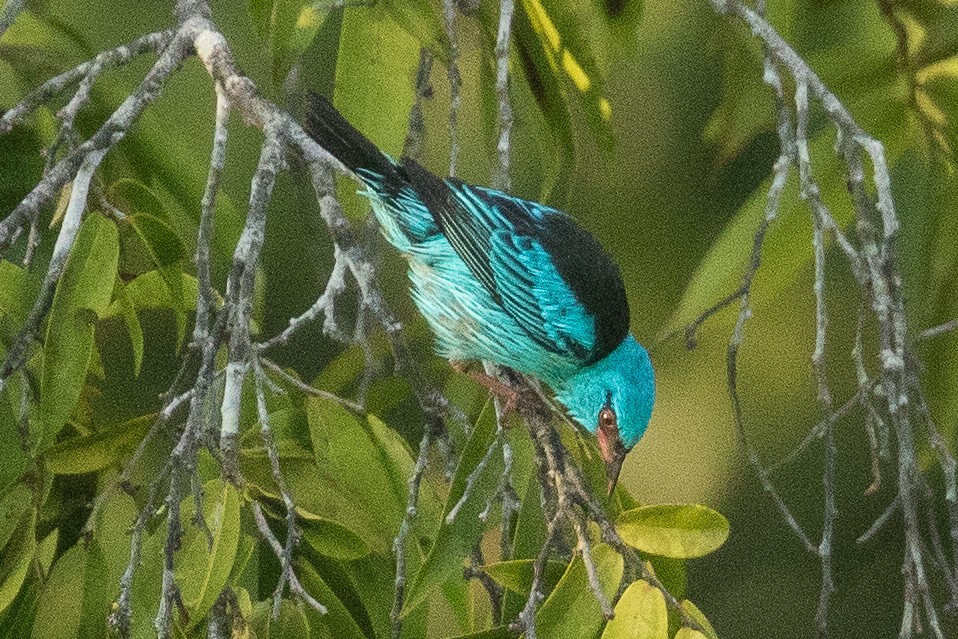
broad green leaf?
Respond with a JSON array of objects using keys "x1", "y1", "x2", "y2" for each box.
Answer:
[
  {"x1": 303, "y1": 397, "x2": 430, "y2": 553},
  {"x1": 680, "y1": 600, "x2": 719, "y2": 639},
  {"x1": 520, "y1": 0, "x2": 615, "y2": 148},
  {"x1": 34, "y1": 530, "x2": 57, "y2": 577},
  {"x1": 111, "y1": 277, "x2": 145, "y2": 376},
  {"x1": 40, "y1": 213, "x2": 119, "y2": 447},
  {"x1": 250, "y1": 599, "x2": 310, "y2": 639},
  {"x1": 175, "y1": 479, "x2": 241, "y2": 625},
  {"x1": 481, "y1": 559, "x2": 567, "y2": 595},
  {"x1": 600, "y1": 580, "x2": 667, "y2": 639},
  {"x1": 402, "y1": 402, "x2": 503, "y2": 617},
  {"x1": 0, "y1": 384, "x2": 29, "y2": 494},
  {"x1": 0, "y1": 485, "x2": 32, "y2": 554},
  {"x1": 334, "y1": 6, "x2": 419, "y2": 159},
  {"x1": 44, "y1": 414, "x2": 153, "y2": 475},
  {"x1": 102, "y1": 270, "x2": 200, "y2": 317},
  {"x1": 249, "y1": 0, "x2": 274, "y2": 37},
  {"x1": 661, "y1": 134, "x2": 852, "y2": 341},
  {"x1": 299, "y1": 512, "x2": 370, "y2": 561},
  {"x1": 0, "y1": 507, "x2": 35, "y2": 614},
  {"x1": 296, "y1": 560, "x2": 367, "y2": 639},
  {"x1": 531, "y1": 543, "x2": 623, "y2": 639},
  {"x1": 500, "y1": 0, "x2": 575, "y2": 204},
  {"x1": 646, "y1": 555, "x2": 685, "y2": 600},
  {"x1": 108, "y1": 178, "x2": 170, "y2": 221},
  {"x1": 675, "y1": 629, "x2": 709, "y2": 639},
  {"x1": 0, "y1": 261, "x2": 37, "y2": 325},
  {"x1": 616, "y1": 504, "x2": 729, "y2": 559},
  {"x1": 127, "y1": 212, "x2": 186, "y2": 306},
  {"x1": 0, "y1": 572, "x2": 41, "y2": 639},
  {"x1": 381, "y1": 0, "x2": 445, "y2": 55},
  {"x1": 30, "y1": 541, "x2": 109, "y2": 639},
  {"x1": 267, "y1": 0, "x2": 330, "y2": 86}
]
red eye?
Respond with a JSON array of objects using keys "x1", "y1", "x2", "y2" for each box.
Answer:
[{"x1": 599, "y1": 406, "x2": 616, "y2": 431}]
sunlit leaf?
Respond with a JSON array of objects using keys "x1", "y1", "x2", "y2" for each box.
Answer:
[
  {"x1": 175, "y1": 479, "x2": 242, "y2": 625},
  {"x1": 481, "y1": 559, "x2": 567, "y2": 595},
  {"x1": 111, "y1": 277, "x2": 144, "y2": 376},
  {"x1": 250, "y1": 598, "x2": 310, "y2": 639},
  {"x1": 40, "y1": 213, "x2": 119, "y2": 448},
  {"x1": 299, "y1": 512, "x2": 371, "y2": 561},
  {"x1": 402, "y1": 401, "x2": 503, "y2": 617},
  {"x1": 44, "y1": 413, "x2": 153, "y2": 475},
  {"x1": 296, "y1": 560, "x2": 368, "y2": 639},
  {"x1": 531, "y1": 543, "x2": 623, "y2": 638},
  {"x1": 600, "y1": 579, "x2": 667, "y2": 639},
  {"x1": 30, "y1": 541, "x2": 108, "y2": 639},
  {"x1": 0, "y1": 507, "x2": 35, "y2": 614},
  {"x1": 616, "y1": 504, "x2": 729, "y2": 559},
  {"x1": 680, "y1": 600, "x2": 719, "y2": 639}
]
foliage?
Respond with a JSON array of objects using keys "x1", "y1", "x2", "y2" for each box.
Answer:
[{"x1": 1, "y1": 0, "x2": 958, "y2": 637}]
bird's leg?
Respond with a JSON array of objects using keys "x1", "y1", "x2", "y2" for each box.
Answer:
[{"x1": 450, "y1": 360, "x2": 519, "y2": 419}]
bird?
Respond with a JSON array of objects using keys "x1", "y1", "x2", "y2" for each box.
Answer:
[{"x1": 304, "y1": 92, "x2": 655, "y2": 495}]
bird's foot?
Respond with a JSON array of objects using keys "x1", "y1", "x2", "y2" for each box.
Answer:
[{"x1": 450, "y1": 360, "x2": 519, "y2": 421}]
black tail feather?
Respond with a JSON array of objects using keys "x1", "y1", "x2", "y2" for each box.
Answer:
[{"x1": 304, "y1": 92, "x2": 395, "y2": 180}]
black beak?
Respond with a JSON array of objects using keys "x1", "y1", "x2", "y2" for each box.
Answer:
[{"x1": 605, "y1": 444, "x2": 627, "y2": 497}]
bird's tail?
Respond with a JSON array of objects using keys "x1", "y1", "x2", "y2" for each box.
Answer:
[{"x1": 304, "y1": 92, "x2": 396, "y2": 181}]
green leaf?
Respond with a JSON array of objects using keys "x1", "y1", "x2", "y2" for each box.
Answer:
[
  {"x1": 249, "y1": 0, "x2": 274, "y2": 37},
  {"x1": 334, "y1": 6, "x2": 419, "y2": 159},
  {"x1": 44, "y1": 414, "x2": 153, "y2": 475},
  {"x1": 299, "y1": 512, "x2": 371, "y2": 561},
  {"x1": 0, "y1": 261, "x2": 37, "y2": 325},
  {"x1": 250, "y1": 598, "x2": 310, "y2": 639},
  {"x1": 616, "y1": 505, "x2": 729, "y2": 559},
  {"x1": 267, "y1": 0, "x2": 331, "y2": 86},
  {"x1": 0, "y1": 384, "x2": 29, "y2": 494},
  {"x1": 600, "y1": 580, "x2": 667, "y2": 639},
  {"x1": 30, "y1": 541, "x2": 109, "y2": 639},
  {"x1": 531, "y1": 543, "x2": 623, "y2": 639},
  {"x1": 520, "y1": 0, "x2": 615, "y2": 148},
  {"x1": 481, "y1": 559, "x2": 567, "y2": 595},
  {"x1": 103, "y1": 269, "x2": 200, "y2": 316},
  {"x1": 40, "y1": 213, "x2": 119, "y2": 448},
  {"x1": 302, "y1": 398, "x2": 431, "y2": 553},
  {"x1": 0, "y1": 485, "x2": 32, "y2": 555},
  {"x1": 381, "y1": 0, "x2": 445, "y2": 54},
  {"x1": 449, "y1": 627, "x2": 514, "y2": 639},
  {"x1": 0, "y1": 507, "x2": 35, "y2": 614},
  {"x1": 111, "y1": 277, "x2": 144, "y2": 376},
  {"x1": 175, "y1": 479, "x2": 242, "y2": 625},
  {"x1": 675, "y1": 629, "x2": 709, "y2": 639},
  {"x1": 402, "y1": 402, "x2": 503, "y2": 617},
  {"x1": 680, "y1": 600, "x2": 719, "y2": 639},
  {"x1": 296, "y1": 561, "x2": 368, "y2": 639},
  {"x1": 127, "y1": 212, "x2": 186, "y2": 307}
]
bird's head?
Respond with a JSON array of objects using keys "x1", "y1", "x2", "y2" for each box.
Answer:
[{"x1": 554, "y1": 336, "x2": 655, "y2": 496}]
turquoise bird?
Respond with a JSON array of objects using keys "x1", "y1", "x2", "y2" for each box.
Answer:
[{"x1": 305, "y1": 94, "x2": 654, "y2": 493}]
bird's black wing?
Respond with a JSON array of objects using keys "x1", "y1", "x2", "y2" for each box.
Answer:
[{"x1": 401, "y1": 159, "x2": 630, "y2": 363}]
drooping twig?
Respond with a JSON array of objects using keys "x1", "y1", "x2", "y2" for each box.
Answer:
[
  {"x1": 0, "y1": 0, "x2": 25, "y2": 39},
  {"x1": 251, "y1": 502, "x2": 328, "y2": 615},
  {"x1": 219, "y1": 131, "x2": 282, "y2": 480},
  {"x1": 193, "y1": 86, "x2": 230, "y2": 346},
  {"x1": 694, "y1": 1, "x2": 955, "y2": 634},
  {"x1": 0, "y1": 146, "x2": 108, "y2": 393},
  {"x1": 492, "y1": 0, "x2": 515, "y2": 191},
  {"x1": 443, "y1": 0, "x2": 461, "y2": 177}
]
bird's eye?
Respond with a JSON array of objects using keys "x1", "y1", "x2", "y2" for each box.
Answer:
[{"x1": 599, "y1": 406, "x2": 616, "y2": 431}]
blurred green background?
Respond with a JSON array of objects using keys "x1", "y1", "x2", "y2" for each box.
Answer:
[{"x1": 2, "y1": 0, "x2": 958, "y2": 637}]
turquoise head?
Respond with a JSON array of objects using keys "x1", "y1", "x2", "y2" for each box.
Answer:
[{"x1": 554, "y1": 335, "x2": 655, "y2": 494}]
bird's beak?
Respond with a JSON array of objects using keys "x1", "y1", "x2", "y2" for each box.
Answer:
[
  {"x1": 605, "y1": 445, "x2": 627, "y2": 497},
  {"x1": 597, "y1": 422, "x2": 628, "y2": 497}
]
